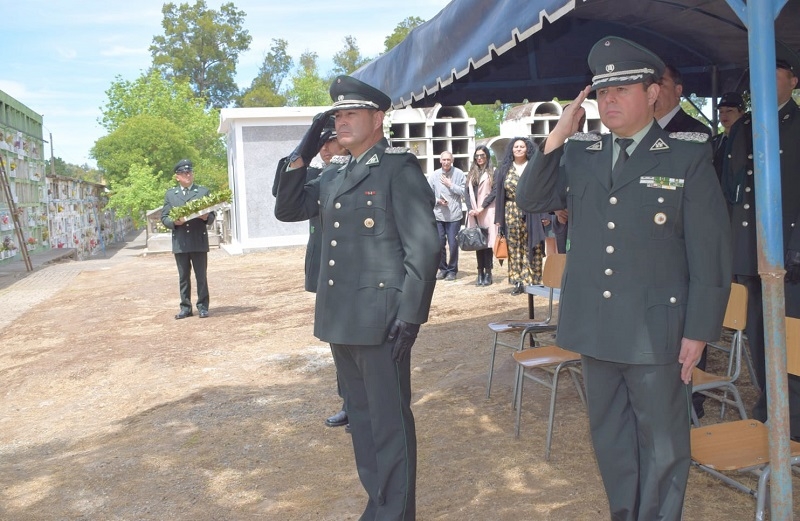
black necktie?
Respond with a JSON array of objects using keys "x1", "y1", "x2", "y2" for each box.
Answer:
[{"x1": 611, "y1": 138, "x2": 633, "y2": 186}]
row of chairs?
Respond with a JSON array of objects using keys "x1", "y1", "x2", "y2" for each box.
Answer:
[{"x1": 486, "y1": 255, "x2": 800, "y2": 519}]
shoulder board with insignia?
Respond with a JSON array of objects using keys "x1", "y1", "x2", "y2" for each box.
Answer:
[
  {"x1": 668, "y1": 132, "x2": 709, "y2": 143},
  {"x1": 330, "y1": 155, "x2": 350, "y2": 164},
  {"x1": 385, "y1": 147, "x2": 410, "y2": 154},
  {"x1": 568, "y1": 132, "x2": 602, "y2": 142},
  {"x1": 309, "y1": 157, "x2": 326, "y2": 169}
]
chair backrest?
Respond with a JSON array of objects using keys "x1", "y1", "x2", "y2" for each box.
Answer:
[
  {"x1": 723, "y1": 282, "x2": 748, "y2": 331},
  {"x1": 541, "y1": 253, "x2": 566, "y2": 289},
  {"x1": 787, "y1": 317, "x2": 800, "y2": 377}
]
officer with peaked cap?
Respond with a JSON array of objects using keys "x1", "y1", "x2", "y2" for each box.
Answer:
[
  {"x1": 517, "y1": 36, "x2": 731, "y2": 520},
  {"x1": 161, "y1": 159, "x2": 216, "y2": 319},
  {"x1": 274, "y1": 75, "x2": 439, "y2": 520},
  {"x1": 273, "y1": 114, "x2": 352, "y2": 430},
  {"x1": 723, "y1": 42, "x2": 800, "y2": 442},
  {"x1": 711, "y1": 92, "x2": 746, "y2": 181}
]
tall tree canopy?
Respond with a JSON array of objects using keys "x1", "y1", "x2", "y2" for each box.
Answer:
[
  {"x1": 92, "y1": 71, "x2": 227, "y2": 222},
  {"x1": 239, "y1": 38, "x2": 293, "y2": 107},
  {"x1": 384, "y1": 16, "x2": 425, "y2": 53},
  {"x1": 149, "y1": 0, "x2": 252, "y2": 108},
  {"x1": 332, "y1": 36, "x2": 370, "y2": 75},
  {"x1": 286, "y1": 51, "x2": 330, "y2": 106}
]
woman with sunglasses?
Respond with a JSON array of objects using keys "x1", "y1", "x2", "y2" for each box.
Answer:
[{"x1": 465, "y1": 145, "x2": 496, "y2": 286}]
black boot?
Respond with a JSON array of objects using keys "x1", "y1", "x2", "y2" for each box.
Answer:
[
  {"x1": 484, "y1": 269, "x2": 493, "y2": 286},
  {"x1": 511, "y1": 281, "x2": 524, "y2": 295},
  {"x1": 475, "y1": 268, "x2": 484, "y2": 286}
]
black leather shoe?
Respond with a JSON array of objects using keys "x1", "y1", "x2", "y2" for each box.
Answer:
[
  {"x1": 175, "y1": 311, "x2": 193, "y2": 319},
  {"x1": 435, "y1": 270, "x2": 447, "y2": 280},
  {"x1": 199, "y1": 310, "x2": 209, "y2": 318},
  {"x1": 325, "y1": 410, "x2": 348, "y2": 427},
  {"x1": 345, "y1": 424, "x2": 351, "y2": 434},
  {"x1": 510, "y1": 283, "x2": 524, "y2": 295}
]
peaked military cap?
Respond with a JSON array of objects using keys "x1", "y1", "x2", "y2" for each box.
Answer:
[
  {"x1": 588, "y1": 36, "x2": 665, "y2": 90},
  {"x1": 322, "y1": 115, "x2": 337, "y2": 141},
  {"x1": 718, "y1": 92, "x2": 744, "y2": 109},
  {"x1": 330, "y1": 75, "x2": 392, "y2": 112},
  {"x1": 174, "y1": 159, "x2": 193, "y2": 173},
  {"x1": 776, "y1": 40, "x2": 800, "y2": 77}
]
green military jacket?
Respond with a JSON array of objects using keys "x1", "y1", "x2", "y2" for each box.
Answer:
[
  {"x1": 275, "y1": 138, "x2": 440, "y2": 346},
  {"x1": 517, "y1": 122, "x2": 732, "y2": 364},
  {"x1": 161, "y1": 184, "x2": 215, "y2": 254}
]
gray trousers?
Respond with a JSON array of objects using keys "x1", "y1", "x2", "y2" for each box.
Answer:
[
  {"x1": 582, "y1": 355, "x2": 691, "y2": 521},
  {"x1": 331, "y1": 342, "x2": 416, "y2": 521}
]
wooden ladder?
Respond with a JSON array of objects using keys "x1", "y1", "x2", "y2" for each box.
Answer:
[{"x1": 0, "y1": 156, "x2": 33, "y2": 271}]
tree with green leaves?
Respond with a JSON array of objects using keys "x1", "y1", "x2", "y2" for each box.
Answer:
[
  {"x1": 92, "y1": 70, "x2": 227, "y2": 221},
  {"x1": 239, "y1": 38, "x2": 293, "y2": 107},
  {"x1": 106, "y1": 163, "x2": 171, "y2": 228},
  {"x1": 465, "y1": 102, "x2": 505, "y2": 139},
  {"x1": 384, "y1": 16, "x2": 425, "y2": 52},
  {"x1": 285, "y1": 51, "x2": 329, "y2": 106},
  {"x1": 332, "y1": 36, "x2": 370, "y2": 75},
  {"x1": 149, "y1": 1, "x2": 252, "y2": 108}
]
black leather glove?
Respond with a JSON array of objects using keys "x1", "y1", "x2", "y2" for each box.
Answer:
[
  {"x1": 289, "y1": 111, "x2": 331, "y2": 165},
  {"x1": 387, "y1": 319, "x2": 420, "y2": 362},
  {"x1": 786, "y1": 249, "x2": 800, "y2": 284}
]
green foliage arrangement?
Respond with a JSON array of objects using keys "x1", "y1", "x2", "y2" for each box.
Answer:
[{"x1": 169, "y1": 189, "x2": 232, "y2": 221}]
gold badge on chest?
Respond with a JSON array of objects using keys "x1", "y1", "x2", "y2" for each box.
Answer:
[{"x1": 364, "y1": 218, "x2": 375, "y2": 228}]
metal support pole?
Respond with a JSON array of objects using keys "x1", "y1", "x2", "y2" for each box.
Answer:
[{"x1": 727, "y1": 0, "x2": 793, "y2": 518}]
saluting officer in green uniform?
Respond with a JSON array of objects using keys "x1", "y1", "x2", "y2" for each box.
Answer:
[
  {"x1": 274, "y1": 75, "x2": 439, "y2": 521},
  {"x1": 517, "y1": 37, "x2": 731, "y2": 520}
]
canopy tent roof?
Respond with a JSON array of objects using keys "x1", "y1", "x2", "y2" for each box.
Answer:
[{"x1": 353, "y1": 0, "x2": 800, "y2": 108}]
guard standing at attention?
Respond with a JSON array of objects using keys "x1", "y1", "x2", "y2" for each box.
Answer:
[
  {"x1": 274, "y1": 75, "x2": 439, "y2": 521},
  {"x1": 274, "y1": 117, "x2": 353, "y2": 430},
  {"x1": 516, "y1": 36, "x2": 731, "y2": 520},
  {"x1": 722, "y1": 45, "x2": 800, "y2": 440},
  {"x1": 161, "y1": 159, "x2": 216, "y2": 319}
]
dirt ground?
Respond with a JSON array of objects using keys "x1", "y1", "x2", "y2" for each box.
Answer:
[{"x1": 0, "y1": 243, "x2": 797, "y2": 520}]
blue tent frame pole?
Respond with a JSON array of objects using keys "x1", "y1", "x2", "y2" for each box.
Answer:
[{"x1": 728, "y1": 0, "x2": 793, "y2": 518}]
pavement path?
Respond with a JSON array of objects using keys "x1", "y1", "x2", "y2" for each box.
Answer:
[{"x1": 0, "y1": 230, "x2": 148, "y2": 331}]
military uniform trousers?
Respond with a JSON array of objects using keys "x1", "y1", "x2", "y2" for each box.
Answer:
[
  {"x1": 331, "y1": 342, "x2": 416, "y2": 521},
  {"x1": 582, "y1": 355, "x2": 691, "y2": 521},
  {"x1": 175, "y1": 251, "x2": 209, "y2": 314}
]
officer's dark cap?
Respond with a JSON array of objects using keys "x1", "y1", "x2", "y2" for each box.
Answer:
[
  {"x1": 174, "y1": 159, "x2": 193, "y2": 173},
  {"x1": 718, "y1": 92, "x2": 744, "y2": 110},
  {"x1": 776, "y1": 41, "x2": 800, "y2": 77},
  {"x1": 330, "y1": 75, "x2": 391, "y2": 112},
  {"x1": 588, "y1": 36, "x2": 665, "y2": 91},
  {"x1": 322, "y1": 115, "x2": 337, "y2": 141}
]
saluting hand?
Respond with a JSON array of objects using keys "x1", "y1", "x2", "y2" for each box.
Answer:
[
  {"x1": 678, "y1": 337, "x2": 707, "y2": 384},
  {"x1": 544, "y1": 85, "x2": 591, "y2": 154}
]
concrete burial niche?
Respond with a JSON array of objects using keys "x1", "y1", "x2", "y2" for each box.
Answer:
[{"x1": 218, "y1": 107, "x2": 326, "y2": 253}]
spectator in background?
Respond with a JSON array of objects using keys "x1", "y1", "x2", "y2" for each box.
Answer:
[
  {"x1": 428, "y1": 151, "x2": 465, "y2": 281},
  {"x1": 494, "y1": 137, "x2": 549, "y2": 295},
  {"x1": 712, "y1": 92, "x2": 745, "y2": 182},
  {"x1": 465, "y1": 145, "x2": 496, "y2": 286},
  {"x1": 654, "y1": 64, "x2": 712, "y2": 136}
]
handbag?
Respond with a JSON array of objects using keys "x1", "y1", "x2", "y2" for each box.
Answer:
[
  {"x1": 456, "y1": 217, "x2": 488, "y2": 251},
  {"x1": 494, "y1": 232, "x2": 508, "y2": 260}
]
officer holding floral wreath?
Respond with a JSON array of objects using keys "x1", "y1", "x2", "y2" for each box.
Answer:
[{"x1": 160, "y1": 159, "x2": 215, "y2": 319}]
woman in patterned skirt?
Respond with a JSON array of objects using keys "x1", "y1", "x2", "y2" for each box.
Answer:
[{"x1": 494, "y1": 137, "x2": 550, "y2": 294}]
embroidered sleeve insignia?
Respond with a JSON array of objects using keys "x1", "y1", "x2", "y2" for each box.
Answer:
[{"x1": 668, "y1": 132, "x2": 709, "y2": 143}]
